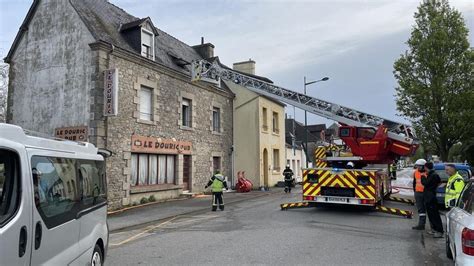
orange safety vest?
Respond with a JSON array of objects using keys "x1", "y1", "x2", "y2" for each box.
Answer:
[{"x1": 414, "y1": 170, "x2": 427, "y2": 192}]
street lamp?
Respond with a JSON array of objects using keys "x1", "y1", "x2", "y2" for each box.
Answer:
[{"x1": 304, "y1": 76, "x2": 329, "y2": 168}]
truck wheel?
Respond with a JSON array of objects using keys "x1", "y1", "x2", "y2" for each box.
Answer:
[{"x1": 91, "y1": 244, "x2": 103, "y2": 266}]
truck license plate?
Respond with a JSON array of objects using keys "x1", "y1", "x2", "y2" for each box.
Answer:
[{"x1": 326, "y1": 197, "x2": 347, "y2": 203}]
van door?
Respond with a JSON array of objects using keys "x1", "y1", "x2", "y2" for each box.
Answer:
[
  {"x1": 28, "y1": 153, "x2": 81, "y2": 265},
  {"x1": 76, "y1": 159, "x2": 108, "y2": 262},
  {"x1": 0, "y1": 147, "x2": 32, "y2": 266}
]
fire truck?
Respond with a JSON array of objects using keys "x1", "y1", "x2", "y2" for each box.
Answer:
[{"x1": 191, "y1": 60, "x2": 418, "y2": 213}]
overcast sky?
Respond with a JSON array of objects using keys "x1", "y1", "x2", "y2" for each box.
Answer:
[{"x1": 1, "y1": 0, "x2": 473, "y2": 126}]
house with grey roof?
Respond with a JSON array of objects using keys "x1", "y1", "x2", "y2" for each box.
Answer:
[{"x1": 5, "y1": 0, "x2": 235, "y2": 209}]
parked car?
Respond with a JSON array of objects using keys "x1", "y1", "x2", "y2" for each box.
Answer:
[
  {"x1": 446, "y1": 180, "x2": 474, "y2": 265},
  {"x1": 435, "y1": 163, "x2": 472, "y2": 205}
]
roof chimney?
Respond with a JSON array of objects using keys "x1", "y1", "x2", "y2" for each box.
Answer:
[
  {"x1": 192, "y1": 37, "x2": 215, "y2": 59},
  {"x1": 233, "y1": 58, "x2": 256, "y2": 75}
]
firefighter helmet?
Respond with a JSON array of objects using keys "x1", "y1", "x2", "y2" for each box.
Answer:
[{"x1": 414, "y1": 159, "x2": 427, "y2": 166}]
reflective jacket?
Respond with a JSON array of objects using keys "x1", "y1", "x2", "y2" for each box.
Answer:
[
  {"x1": 413, "y1": 169, "x2": 427, "y2": 193},
  {"x1": 445, "y1": 172, "x2": 465, "y2": 208},
  {"x1": 207, "y1": 174, "x2": 228, "y2": 193}
]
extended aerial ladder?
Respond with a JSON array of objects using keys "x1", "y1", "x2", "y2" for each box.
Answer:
[{"x1": 191, "y1": 60, "x2": 418, "y2": 163}]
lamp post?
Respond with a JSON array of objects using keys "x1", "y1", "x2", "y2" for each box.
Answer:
[{"x1": 304, "y1": 76, "x2": 329, "y2": 168}]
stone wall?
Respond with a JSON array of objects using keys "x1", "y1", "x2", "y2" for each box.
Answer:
[{"x1": 92, "y1": 48, "x2": 233, "y2": 209}]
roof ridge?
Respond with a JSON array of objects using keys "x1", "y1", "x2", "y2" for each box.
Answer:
[{"x1": 105, "y1": 0, "x2": 139, "y2": 20}]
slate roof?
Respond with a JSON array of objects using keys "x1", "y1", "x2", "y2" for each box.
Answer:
[
  {"x1": 69, "y1": 0, "x2": 202, "y2": 75},
  {"x1": 5, "y1": 0, "x2": 272, "y2": 96}
]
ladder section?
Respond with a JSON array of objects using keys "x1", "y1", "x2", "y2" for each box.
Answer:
[{"x1": 191, "y1": 60, "x2": 416, "y2": 145}]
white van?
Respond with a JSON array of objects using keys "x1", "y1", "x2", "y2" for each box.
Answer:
[{"x1": 0, "y1": 124, "x2": 109, "y2": 265}]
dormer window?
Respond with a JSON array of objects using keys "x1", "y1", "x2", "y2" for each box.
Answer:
[{"x1": 141, "y1": 28, "x2": 154, "y2": 60}]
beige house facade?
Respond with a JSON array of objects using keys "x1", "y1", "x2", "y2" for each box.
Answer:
[{"x1": 225, "y1": 60, "x2": 286, "y2": 188}]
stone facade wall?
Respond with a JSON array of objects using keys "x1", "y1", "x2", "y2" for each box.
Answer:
[{"x1": 92, "y1": 48, "x2": 233, "y2": 209}]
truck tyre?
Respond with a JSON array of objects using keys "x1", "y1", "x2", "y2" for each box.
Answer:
[{"x1": 91, "y1": 244, "x2": 103, "y2": 266}]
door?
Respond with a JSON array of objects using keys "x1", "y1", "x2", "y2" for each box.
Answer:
[
  {"x1": 263, "y1": 149, "x2": 269, "y2": 187},
  {"x1": 183, "y1": 155, "x2": 191, "y2": 191},
  {"x1": 0, "y1": 147, "x2": 32, "y2": 266},
  {"x1": 29, "y1": 152, "x2": 80, "y2": 265}
]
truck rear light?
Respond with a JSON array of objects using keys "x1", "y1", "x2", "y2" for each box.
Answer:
[
  {"x1": 360, "y1": 199, "x2": 375, "y2": 205},
  {"x1": 307, "y1": 173, "x2": 319, "y2": 183},
  {"x1": 303, "y1": 196, "x2": 314, "y2": 201},
  {"x1": 462, "y1": 227, "x2": 474, "y2": 256}
]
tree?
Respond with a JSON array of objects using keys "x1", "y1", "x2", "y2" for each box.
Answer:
[
  {"x1": 393, "y1": 0, "x2": 474, "y2": 161},
  {"x1": 0, "y1": 61, "x2": 7, "y2": 123}
]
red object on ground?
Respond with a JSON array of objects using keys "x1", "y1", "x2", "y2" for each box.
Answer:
[{"x1": 236, "y1": 171, "x2": 252, "y2": 193}]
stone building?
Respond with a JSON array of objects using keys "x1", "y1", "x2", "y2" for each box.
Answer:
[{"x1": 5, "y1": 0, "x2": 233, "y2": 209}]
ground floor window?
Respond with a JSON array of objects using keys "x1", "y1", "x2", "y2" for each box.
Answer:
[{"x1": 131, "y1": 154, "x2": 176, "y2": 186}]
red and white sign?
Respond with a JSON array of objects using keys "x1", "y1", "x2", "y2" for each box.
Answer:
[{"x1": 104, "y1": 69, "x2": 118, "y2": 116}]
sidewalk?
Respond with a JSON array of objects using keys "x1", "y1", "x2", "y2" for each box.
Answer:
[{"x1": 107, "y1": 189, "x2": 282, "y2": 232}]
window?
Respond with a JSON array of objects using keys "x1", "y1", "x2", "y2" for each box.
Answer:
[
  {"x1": 0, "y1": 150, "x2": 20, "y2": 227},
  {"x1": 213, "y1": 157, "x2": 221, "y2": 173},
  {"x1": 78, "y1": 160, "x2": 106, "y2": 208},
  {"x1": 31, "y1": 156, "x2": 106, "y2": 229},
  {"x1": 141, "y1": 29, "x2": 154, "y2": 60},
  {"x1": 436, "y1": 169, "x2": 470, "y2": 183},
  {"x1": 182, "y1": 98, "x2": 192, "y2": 127},
  {"x1": 272, "y1": 112, "x2": 279, "y2": 133},
  {"x1": 262, "y1": 108, "x2": 268, "y2": 131},
  {"x1": 458, "y1": 183, "x2": 473, "y2": 214},
  {"x1": 212, "y1": 107, "x2": 221, "y2": 132},
  {"x1": 273, "y1": 149, "x2": 280, "y2": 171},
  {"x1": 357, "y1": 128, "x2": 375, "y2": 139},
  {"x1": 140, "y1": 86, "x2": 153, "y2": 121},
  {"x1": 131, "y1": 154, "x2": 176, "y2": 186}
]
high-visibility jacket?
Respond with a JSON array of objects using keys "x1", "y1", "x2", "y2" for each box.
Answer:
[
  {"x1": 413, "y1": 169, "x2": 427, "y2": 192},
  {"x1": 390, "y1": 164, "x2": 396, "y2": 172},
  {"x1": 208, "y1": 174, "x2": 228, "y2": 193},
  {"x1": 445, "y1": 172, "x2": 465, "y2": 208}
]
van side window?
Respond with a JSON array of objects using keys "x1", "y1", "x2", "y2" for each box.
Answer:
[
  {"x1": 31, "y1": 156, "x2": 80, "y2": 229},
  {"x1": 0, "y1": 150, "x2": 20, "y2": 227},
  {"x1": 78, "y1": 160, "x2": 106, "y2": 207}
]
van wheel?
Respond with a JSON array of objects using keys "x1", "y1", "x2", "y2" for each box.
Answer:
[
  {"x1": 446, "y1": 235, "x2": 453, "y2": 259},
  {"x1": 91, "y1": 244, "x2": 103, "y2": 266}
]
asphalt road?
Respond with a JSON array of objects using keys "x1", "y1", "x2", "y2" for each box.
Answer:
[{"x1": 106, "y1": 187, "x2": 452, "y2": 266}]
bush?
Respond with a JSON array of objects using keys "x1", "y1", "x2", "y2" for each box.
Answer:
[
  {"x1": 140, "y1": 197, "x2": 149, "y2": 204},
  {"x1": 148, "y1": 195, "x2": 156, "y2": 202}
]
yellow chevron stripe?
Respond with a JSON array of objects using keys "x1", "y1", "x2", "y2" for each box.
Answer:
[
  {"x1": 332, "y1": 178, "x2": 345, "y2": 187},
  {"x1": 367, "y1": 185, "x2": 376, "y2": 195}
]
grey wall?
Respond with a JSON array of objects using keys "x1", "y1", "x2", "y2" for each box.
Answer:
[{"x1": 7, "y1": 0, "x2": 96, "y2": 134}]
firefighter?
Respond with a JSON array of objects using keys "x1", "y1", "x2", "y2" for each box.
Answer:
[
  {"x1": 390, "y1": 163, "x2": 397, "y2": 180},
  {"x1": 444, "y1": 164, "x2": 465, "y2": 208},
  {"x1": 421, "y1": 162, "x2": 444, "y2": 238},
  {"x1": 412, "y1": 159, "x2": 428, "y2": 230},
  {"x1": 282, "y1": 165, "x2": 294, "y2": 193},
  {"x1": 205, "y1": 170, "x2": 228, "y2": 211}
]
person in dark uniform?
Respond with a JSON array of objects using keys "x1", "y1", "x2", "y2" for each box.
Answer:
[
  {"x1": 205, "y1": 170, "x2": 228, "y2": 211},
  {"x1": 282, "y1": 165, "x2": 294, "y2": 193},
  {"x1": 421, "y1": 162, "x2": 444, "y2": 238}
]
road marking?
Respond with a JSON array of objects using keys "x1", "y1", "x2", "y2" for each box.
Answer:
[
  {"x1": 110, "y1": 215, "x2": 219, "y2": 247},
  {"x1": 110, "y1": 216, "x2": 178, "y2": 246}
]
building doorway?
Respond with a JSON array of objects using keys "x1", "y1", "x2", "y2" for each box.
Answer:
[
  {"x1": 183, "y1": 155, "x2": 191, "y2": 191},
  {"x1": 263, "y1": 148, "x2": 269, "y2": 187}
]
